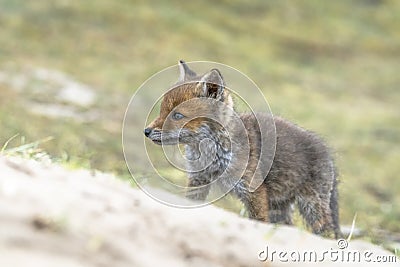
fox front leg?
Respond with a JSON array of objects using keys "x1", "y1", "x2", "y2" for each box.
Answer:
[
  {"x1": 243, "y1": 183, "x2": 269, "y2": 222},
  {"x1": 185, "y1": 177, "x2": 211, "y2": 201}
]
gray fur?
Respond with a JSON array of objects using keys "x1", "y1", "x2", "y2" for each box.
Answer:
[{"x1": 265, "y1": 117, "x2": 342, "y2": 237}]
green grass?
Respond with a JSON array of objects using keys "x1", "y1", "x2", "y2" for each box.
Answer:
[{"x1": 0, "y1": 0, "x2": 399, "y2": 246}]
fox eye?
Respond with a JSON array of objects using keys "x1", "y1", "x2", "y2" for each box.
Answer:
[{"x1": 172, "y1": 112, "x2": 184, "y2": 120}]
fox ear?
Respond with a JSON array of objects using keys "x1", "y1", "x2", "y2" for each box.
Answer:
[
  {"x1": 178, "y1": 60, "x2": 197, "y2": 82},
  {"x1": 200, "y1": 69, "x2": 225, "y2": 100}
]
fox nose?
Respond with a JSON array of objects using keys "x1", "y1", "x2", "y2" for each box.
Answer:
[{"x1": 144, "y1": 128, "x2": 152, "y2": 137}]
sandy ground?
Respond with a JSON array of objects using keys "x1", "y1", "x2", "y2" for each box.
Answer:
[{"x1": 0, "y1": 156, "x2": 398, "y2": 267}]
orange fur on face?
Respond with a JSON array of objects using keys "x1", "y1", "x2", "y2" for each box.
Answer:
[{"x1": 147, "y1": 82, "x2": 204, "y2": 131}]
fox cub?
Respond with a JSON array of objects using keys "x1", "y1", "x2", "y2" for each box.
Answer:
[{"x1": 144, "y1": 60, "x2": 341, "y2": 238}]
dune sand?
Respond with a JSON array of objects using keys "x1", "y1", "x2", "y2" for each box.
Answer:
[{"x1": 0, "y1": 156, "x2": 397, "y2": 267}]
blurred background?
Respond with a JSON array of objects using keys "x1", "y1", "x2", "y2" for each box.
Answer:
[{"x1": 0, "y1": 0, "x2": 399, "y2": 247}]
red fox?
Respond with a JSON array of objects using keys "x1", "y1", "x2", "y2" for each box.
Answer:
[{"x1": 144, "y1": 60, "x2": 341, "y2": 238}]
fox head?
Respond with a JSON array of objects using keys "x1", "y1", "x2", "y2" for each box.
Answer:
[{"x1": 144, "y1": 60, "x2": 234, "y2": 145}]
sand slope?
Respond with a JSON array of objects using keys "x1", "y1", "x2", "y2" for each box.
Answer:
[{"x1": 0, "y1": 156, "x2": 397, "y2": 267}]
